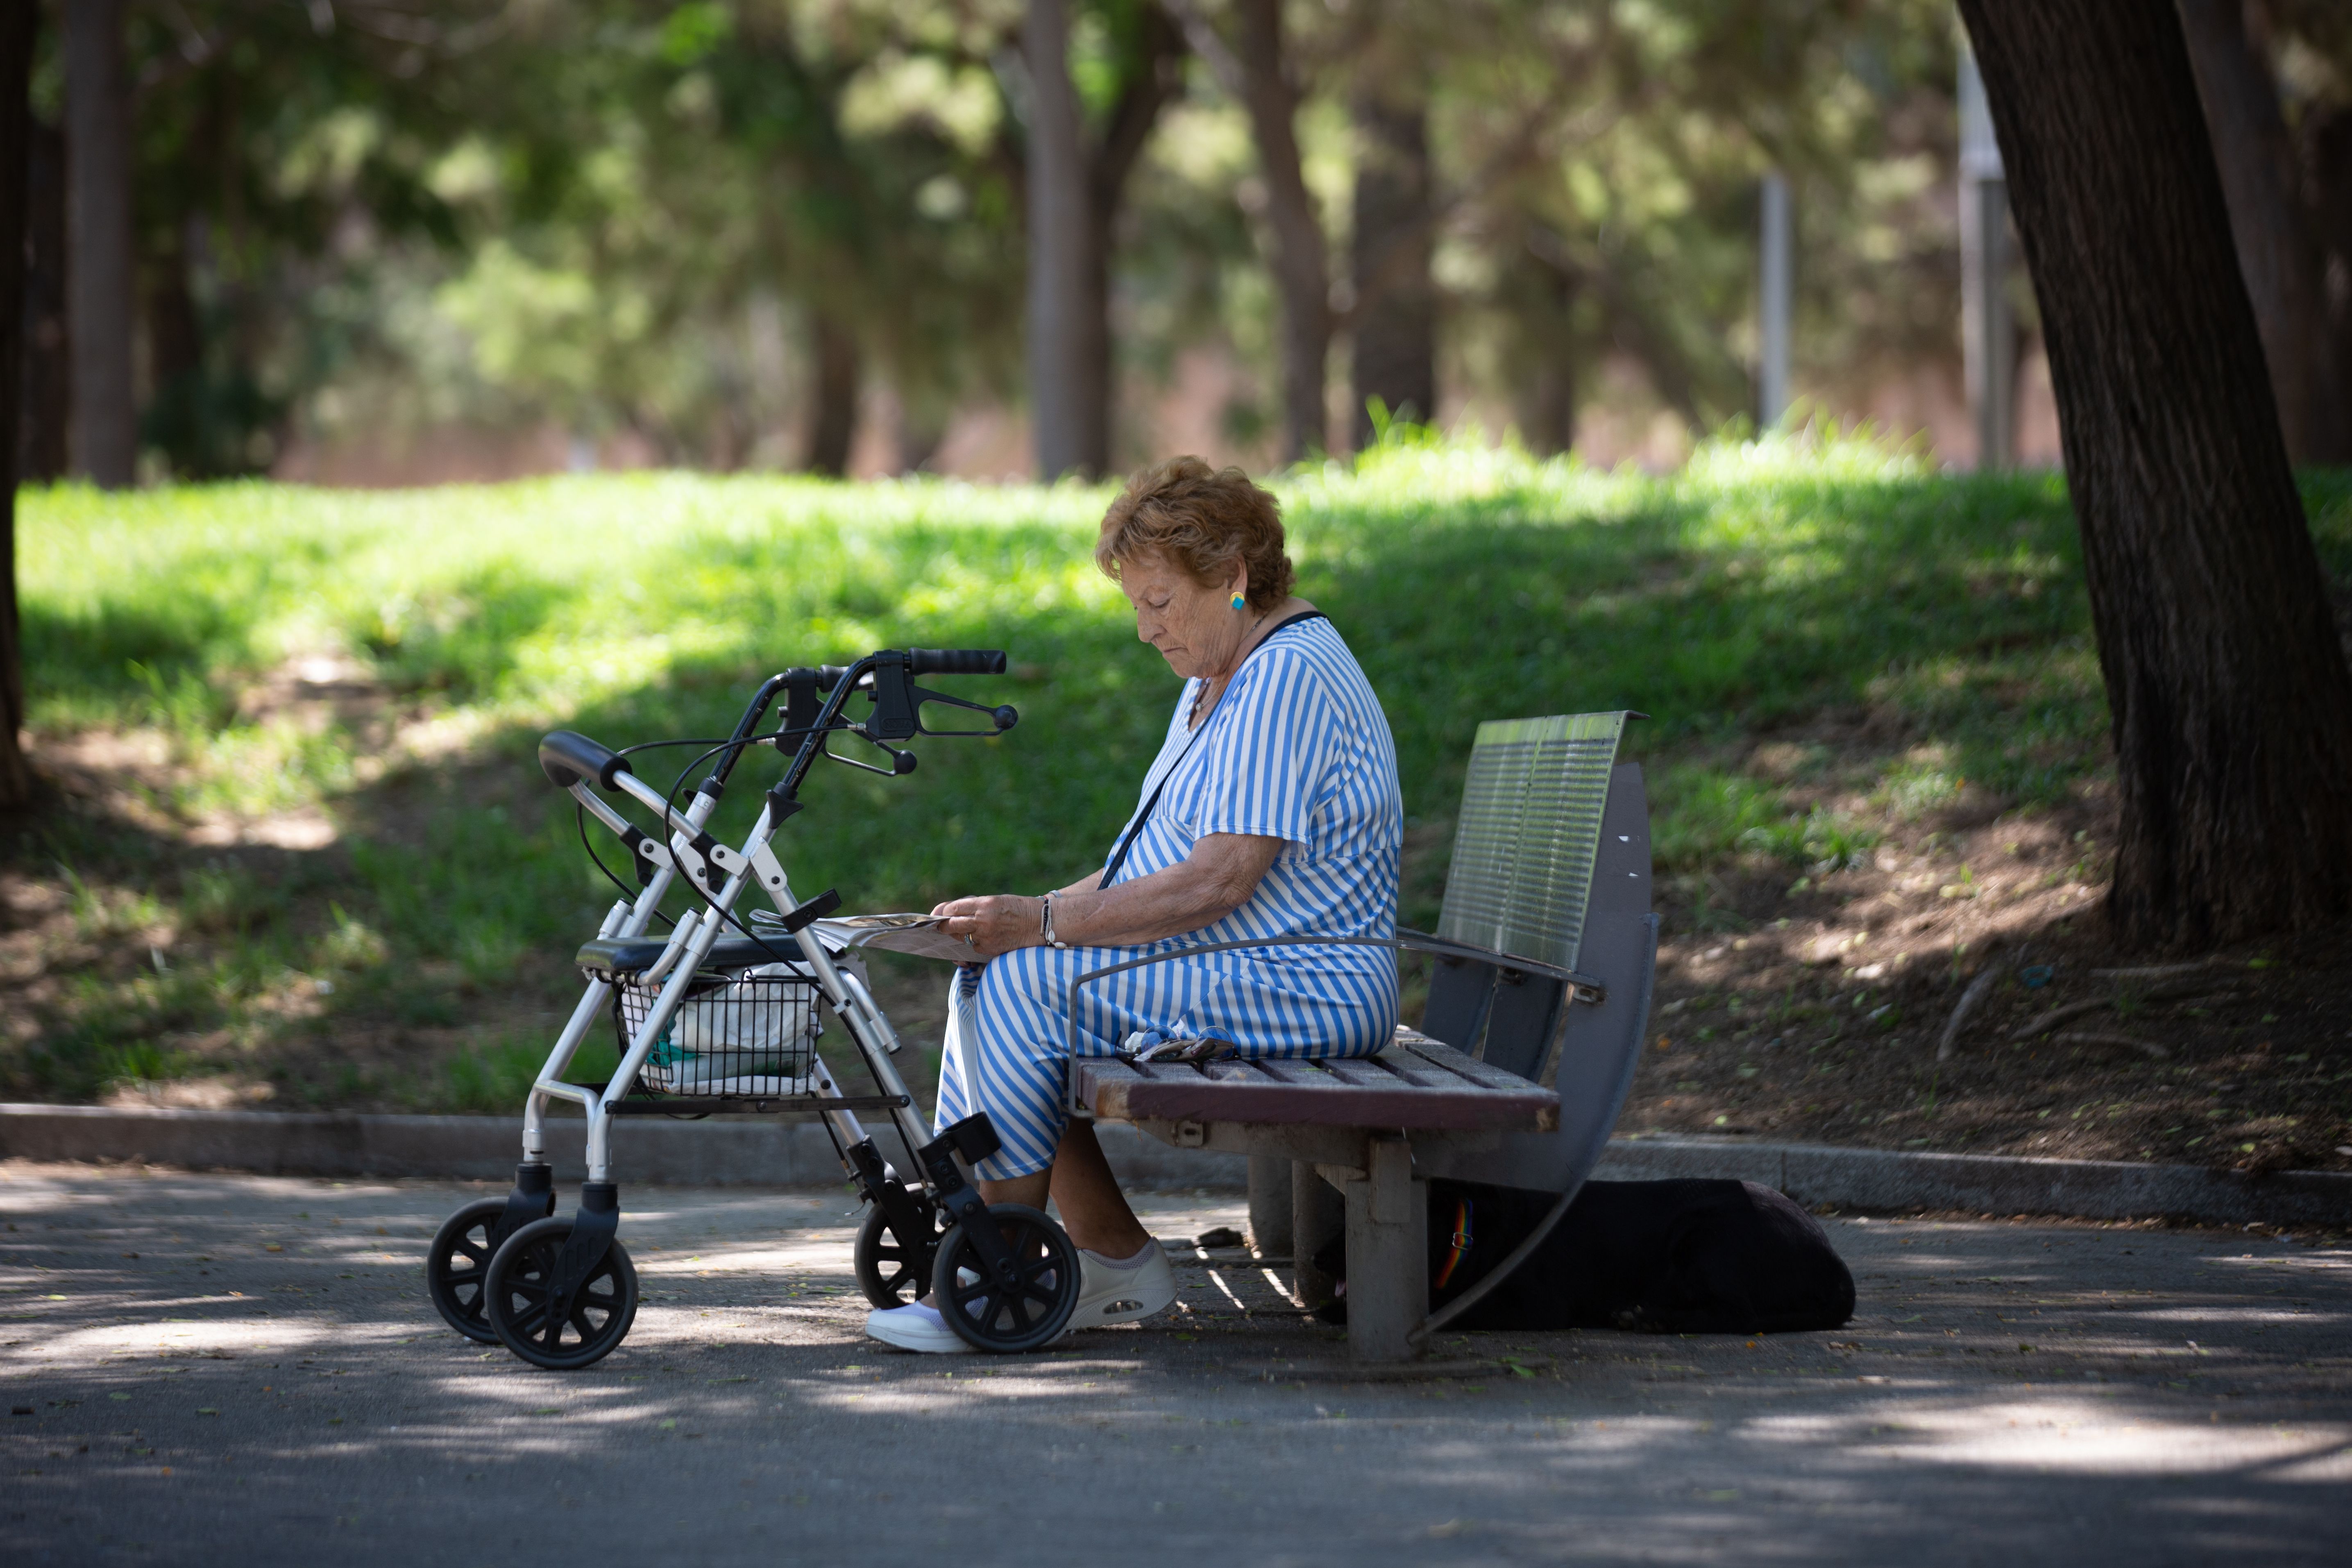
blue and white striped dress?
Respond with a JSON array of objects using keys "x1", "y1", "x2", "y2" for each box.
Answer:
[{"x1": 933, "y1": 615, "x2": 1403, "y2": 1181}]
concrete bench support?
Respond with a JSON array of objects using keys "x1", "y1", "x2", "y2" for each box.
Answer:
[
  {"x1": 1291, "y1": 1157, "x2": 1343, "y2": 1310},
  {"x1": 1247, "y1": 1153, "x2": 1294, "y2": 1256},
  {"x1": 1335, "y1": 1137, "x2": 1427, "y2": 1361},
  {"x1": 1075, "y1": 1032, "x2": 1552, "y2": 1360}
]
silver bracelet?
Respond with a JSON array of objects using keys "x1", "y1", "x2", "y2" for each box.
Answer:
[{"x1": 1040, "y1": 890, "x2": 1068, "y2": 949}]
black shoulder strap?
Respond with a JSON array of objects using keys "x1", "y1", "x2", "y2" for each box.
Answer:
[{"x1": 1098, "y1": 611, "x2": 1328, "y2": 889}]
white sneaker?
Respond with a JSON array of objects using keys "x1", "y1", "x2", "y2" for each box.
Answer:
[
  {"x1": 1068, "y1": 1239, "x2": 1177, "y2": 1330},
  {"x1": 863, "y1": 1302, "x2": 976, "y2": 1354}
]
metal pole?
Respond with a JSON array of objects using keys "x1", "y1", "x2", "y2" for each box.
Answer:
[
  {"x1": 1959, "y1": 46, "x2": 2013, "y2": 470},
  {"x1": 1758, "y1": 171, "x2": 1792, "y2": 430}
]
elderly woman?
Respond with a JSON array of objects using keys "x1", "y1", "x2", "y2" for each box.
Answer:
[{"x1": 866, "y1": 457, "x2": 1402, "y2": 1354}]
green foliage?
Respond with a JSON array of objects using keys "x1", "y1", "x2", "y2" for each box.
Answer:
[
  {"x1": 80, "y1": 0, "x2": 2019, "y2": 479},
  {"x1": 437, "y1": 1033, "x2": 623, "y2": 1116},
  {"x1": 14, "y1": 438, "x2": 2350, "y2": 1105},
  {"x1": 1650, "y1": 772, "x2": 1875, "y2": 874}
]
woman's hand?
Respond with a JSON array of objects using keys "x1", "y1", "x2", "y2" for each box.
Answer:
[
  {"x1": 928, "y1": 838, "x2": 1279, "y2": 960},
  {"x1": 929, "y1": 894, "x2": 1042, "y2": 960}
]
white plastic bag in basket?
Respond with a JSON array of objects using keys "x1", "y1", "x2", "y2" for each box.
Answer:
[
  {"x1": 654, "y1": 963, "x2": 814, "y2": 1090},
  {"x1": 672, "y1": 978, "x2": 811, "y2": 1053}
]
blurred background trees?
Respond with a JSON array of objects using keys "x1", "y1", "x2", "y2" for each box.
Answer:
[{"x1": 17, "y1": 0, "x2": 2352, "y2": 485}]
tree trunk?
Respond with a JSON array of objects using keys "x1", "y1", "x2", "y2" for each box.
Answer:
[
  {"x1": 1023, "y1": 0, "x2": 1107, "y2": 481},
  {"x1": 1227, "y1": 0, "x2": 1329, "y2": 463},
  {"x1": 2177, "y1": 0, "x2": 2348, "y2": 462},
  {"x1": 2306, "y1": 104, "x2": 2352, "y2": 453},
  {"x1": 65, "y1": 0, "x2": 133, "y2": 488},
  {"x1": 1522, "y1": 254, "x2": 1578, "y2": 457},
  {"x1": 805, "y1": 312, "x2": 859, "y2": 478},
  {"x1": 1, "y1": 0, "x2": 38, "y2": 808},
  {"x1": 1083, "y1": 4, "x2": 1180, "y2": 480},
  {"x1": 20, "y1": 116, "x2": 64, "y2": 482},
  {"x1": 1348, "y1": 90, "x2": 1434, "y2": 448},
  {"x1": 1956, "y1": 0, "x2": 2352, "y2": 949},
  {"x1": 140, "y1": 218, "x2": 207, "y2": 476}
]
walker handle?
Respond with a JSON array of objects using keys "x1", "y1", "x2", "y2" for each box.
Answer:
[
  {"x1": 539, "y1": 730, "x2": 631, "y2": 792},
  {"x1": 907, "y1": 649, "x2": 1006, "y2": 676}
]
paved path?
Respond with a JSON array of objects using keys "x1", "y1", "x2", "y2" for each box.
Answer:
[{"x1": 3, "y1": 1161, "x2": 2347, "y2": 1566}]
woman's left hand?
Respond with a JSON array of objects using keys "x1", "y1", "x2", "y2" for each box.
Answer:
[{"x1": 930, "y1": 895, "x2": 1041, "y2": 960}]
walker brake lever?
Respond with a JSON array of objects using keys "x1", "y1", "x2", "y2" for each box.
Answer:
[
  {"x1": 821, "y1": 728, "x2": 918, "y2": 776},
  {"x1": 910, "y1": 684, "x2": 1018, "y2": 736}
]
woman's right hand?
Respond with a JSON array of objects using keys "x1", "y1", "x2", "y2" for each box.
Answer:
[{"x1": 929, "y1": 894, "x2": 1043, "y2": 960}]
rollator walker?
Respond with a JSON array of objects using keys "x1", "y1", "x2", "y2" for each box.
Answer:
[{"x1": 423, "y1": 649, "x2": 1075, "y2": 1368}]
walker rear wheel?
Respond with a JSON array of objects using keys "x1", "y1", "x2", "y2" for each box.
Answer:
[
  {"x1": 931, "y1": 1204, "x2": 1080, "y2": 1354},
  {"x1": 853, "y1": 1202, "x2": 941, "y2": 1309},
  {"x1": 483, "y1": 1216, "x2": 640, "y2": 1371},
  {"x1": 426, "y1": 1198, "x2": 510, "y2": 1344}
]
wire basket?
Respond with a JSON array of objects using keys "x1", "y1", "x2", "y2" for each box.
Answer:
[{"x1": 610, "y1": 967, "x2": 821, "y2": 1096}]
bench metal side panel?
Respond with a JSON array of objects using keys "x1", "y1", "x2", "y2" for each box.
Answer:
[
  {"x1": 1434, "y1": 711, "x2": 1630, "y2": 976},
  {"x1": 1424, "y1": 762, "x2": 1656, "y2": 1191}
]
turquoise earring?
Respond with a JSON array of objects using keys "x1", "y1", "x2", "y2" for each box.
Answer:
[{"x1": 1230, "y1": 593, "x2": 1247, "y2": 610}]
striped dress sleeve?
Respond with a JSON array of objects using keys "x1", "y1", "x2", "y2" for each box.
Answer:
[{"x1": 1184, "y1": 646, "x2": 1337, "y2": 848}]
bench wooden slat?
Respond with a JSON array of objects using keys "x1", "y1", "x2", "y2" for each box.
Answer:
[
  {"x1": 1074, "y1": 1046, "x2": 1556, "y2": 1132},
  {"x1": 1386, "y1": 1027, "x2": 1498, "y2": 1088},
  {"x1": 1242, "y1": 1058, "x2": 1336, "y2": 1087},
  {"x1": 1396, "y1": 1032, "x2": 1550, "y2": 1095},
  {"x1": 1360, "y1": 1051, "x2": 1458, "y2": 1091},
  {"x1": 1314, "y1": 1058, "x2": 1407, "y2": 1089}
]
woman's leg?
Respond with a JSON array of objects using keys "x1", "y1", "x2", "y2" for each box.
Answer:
[
  {"x1": 932, "y1": 948, "x2": 1150, "y2": 1249},
  {"x1": 1043, "y1": 1121, "x2": 1151, "y2": 1255},
  {"x1": 949, "y1": 946, "x2": 1390, "y2": 1229},
  {"x1": 952, "y1": 944, "x2": 1130, "y2": 1181},
  {"x1": 958, "y1": 1123, "x2": 1147, "y2": 1255}
]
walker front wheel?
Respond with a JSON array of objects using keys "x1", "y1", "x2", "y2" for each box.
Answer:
[
  {"x1": 483, "y1": 1216, "x2": 640, "y2": 1370},
  {"x1": 853, "y1": 1202, "x2": 940, "y2": 1309},
  {"x1": 932, "y1": 1204, "x2": 1080, "y2": 1354}
]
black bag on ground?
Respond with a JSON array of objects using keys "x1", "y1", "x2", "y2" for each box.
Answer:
[{"x1": 1314, "y1": 1178, "x2": 1855, "y2": 1334}]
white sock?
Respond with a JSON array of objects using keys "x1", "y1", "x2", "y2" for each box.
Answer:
[{"x1": 1080, "y1": 1238, "x2": 1157, "y2": 1269}]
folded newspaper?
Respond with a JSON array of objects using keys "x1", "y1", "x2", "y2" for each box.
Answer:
[{"x1": 750, "y1": 909, "x2": 977, "y2": 964}]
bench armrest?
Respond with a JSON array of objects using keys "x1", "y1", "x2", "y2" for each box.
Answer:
[{"x1": 1061, "y1": 930, "x2": 1604, "y2": 1074}]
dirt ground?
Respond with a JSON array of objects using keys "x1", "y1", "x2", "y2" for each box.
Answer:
[{"x1": 1622, "y1": 790, "x2": 2352, "y2": 1175}]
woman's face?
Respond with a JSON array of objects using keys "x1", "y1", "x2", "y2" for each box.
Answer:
[{"x1": 1119, "y1": 551, "x2": 1247, "y2": 681}]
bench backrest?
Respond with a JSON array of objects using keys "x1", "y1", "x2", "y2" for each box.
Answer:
[{"x1": 1422, "y1": 711, "x2": 1638, "y2": 1084}]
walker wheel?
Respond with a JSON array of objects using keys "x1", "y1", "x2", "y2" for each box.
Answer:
[
  {"x1": 483, "y1": 1216, "x2": 640, "y2": 1371},
  {"x1": 932, "y1": 1204, "x2": 1080, "y2": 1354},
  {"x1": 426, "y1": 1198, "x2": 511, "y2": 1343},
  {"x1": 853, "y1": 1202, "x2": 941, "y2": 1309}
]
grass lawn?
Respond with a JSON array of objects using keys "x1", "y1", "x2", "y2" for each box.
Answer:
[{"x1": 6, "y1": 433, "x2": 2351, "y2": 1171}]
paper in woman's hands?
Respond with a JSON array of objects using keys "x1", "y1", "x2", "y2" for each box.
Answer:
[
  {"x1": 811, "y1": 912, "x2": 979, "y2": 964},
  {"x1": 747, "y1": 909, "x2": 980, "y2": 963}
]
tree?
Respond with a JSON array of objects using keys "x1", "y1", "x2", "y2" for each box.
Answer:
[
  {"x1": 1024, "y1": 0, "x2": 1098, "y2": 479},
  {"x1": 1022, "y1": 0, "x2": 1183, "y2": 479},
  {"x1": 1, "y1": 0, "x2": 36, "y2": 807},
  {"x1": 806, "y1": 315, "x2": 860, "y2": 477},
  {"x1": 2178, "y1": 0, "x2": 2348, "y2": 462},
  {"x1": 1168, "y1": 0, "x2": 1330, "y2": 462},
  {"x1": 1512, "y1": 228, "x2": 1580, "y2": 455},
  {"x1": 19, "y1": 117, "x2": 65, "y2": 483},
  {"x1": 65, "y1": 0, "x2": 134, "y2": 487},
  {"x1": 1955, "y1": 0, "x2": 2352, "y2": 949},
  {"x1": 1348, "y1": 53, "x2": 1433, "y2": 447}
]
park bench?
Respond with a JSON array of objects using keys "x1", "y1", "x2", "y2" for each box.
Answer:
[{"x1": 1071, "y1": 711, "x2": 1660, "y2": 1362}]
